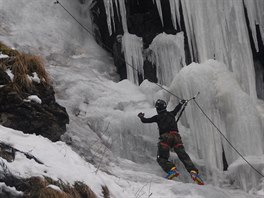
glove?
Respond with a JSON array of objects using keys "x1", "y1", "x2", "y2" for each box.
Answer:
[
  {"x1": 180, "y1": 99, "x2": 187, "y2": 105},
  {"x1": 138, "y1": 112, "x2": 145, "y2": 118}
]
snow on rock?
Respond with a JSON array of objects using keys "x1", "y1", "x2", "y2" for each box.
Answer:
[
  {"x1": 0, "y1": 182, "x2": 23, "y2": 197},
  {"x1": 5, "y1": 69, "x2": 14, "y2": 81},
  {"x1": 47, "y1": 184, "x2": 62, "y2": 192},
  {"x1": 0, "y1": 125, "x2": 133, "y2": 198},
  {"x1": 25, "y1": 95, "x2": 42, "y2": 104},
  {"x1": 1, "y1": 125, "x2": 262, "y2": 198},
  {"x1": 29, "y1": 72, "x2": 41, "y2": 83},
  {"x1": 0, "y1": 53, "x2": 9, "y2": 59},
  {"x1": 148, "y1": 32, "x2": 186, "y2": 86}
]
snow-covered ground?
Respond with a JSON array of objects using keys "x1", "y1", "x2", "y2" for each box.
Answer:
[{"x1": 0, "y1": 0, "x2": 264, "y2": 197}]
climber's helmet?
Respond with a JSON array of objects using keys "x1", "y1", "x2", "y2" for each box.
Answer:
[{"x1": 155, "y1": 99, "x2": 167, "y2": 113}]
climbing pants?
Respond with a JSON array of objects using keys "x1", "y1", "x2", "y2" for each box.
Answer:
[{"x1": 157, "y1": 131, "x2": 198, "y2": 173}]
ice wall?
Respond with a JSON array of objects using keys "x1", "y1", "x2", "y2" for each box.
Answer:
[
  {"x1": 148, "y1": 32, "x2": 186, "y2": 86},
  {"x1": 103, "y1": 0, "x2": 262, "y2": 100},
  {"x1": 169, "y1": 60, "x2": 263, "y2": 181},
  {"x1": 167, "y1": 0, "x2": 259, "y2": 99},
  {"x1": 122, "y1": 33, "x2": 144, "y2": 85}
]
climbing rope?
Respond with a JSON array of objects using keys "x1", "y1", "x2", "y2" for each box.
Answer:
[
  {"x1": 54, "y1": 0, "x2": 182, "y2": 101},
  {"x1": 193, "y1": 99, "x2": 264, "y2": 177},
  {"x1": 54, "y1": 0, "x2": 264, "y2": 178}
]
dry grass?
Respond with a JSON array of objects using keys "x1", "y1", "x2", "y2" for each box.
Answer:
[
  {"x1": 12, "y1": 54, "x2": 32, "y2": 91},
  {"x1": 0, "y1": 41, "x2": 19, "y2": 57},
  {"x1": 0, "y1": 41, "x2": 50, "y2": 92},
  {"x1": 102, "y1": 185, "x2": 110, "y2": 198},
  {"x1": 23, "y1": 177, "x2": 99, "y2": 198},
  {"x1": 32, "y1": 187, "x2": 70, "y2": 198},
  {"x1": 25, "y1": 54, "x2": 50, "y2": 83}
]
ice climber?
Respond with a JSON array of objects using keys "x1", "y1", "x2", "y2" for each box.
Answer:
[{"x1": 138, "y1": 99, "x2": 204, "y2": 185}]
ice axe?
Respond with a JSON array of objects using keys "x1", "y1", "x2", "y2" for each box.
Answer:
[{"x1": 176, "y1": 92, "x2": 200, "y2": 122}]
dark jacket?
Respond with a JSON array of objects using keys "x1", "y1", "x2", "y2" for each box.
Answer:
[{"x1": 140, "y1": 103, "x2": 183, "y2": 136}]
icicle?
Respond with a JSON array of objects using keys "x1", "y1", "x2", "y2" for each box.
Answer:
[
  {"x1": 103, "y1": 0, "x2": 113, "y2": 35},
  {"x1": 243, "y1": 0, "x2": 259, "y2": 52},
  {"x1": 169, "y1": 0, "x2": 181, "y2": 30},
  {"x1": 148, "y1": 32, "x2": 185, "y2": 86},
  {"x1": 243, "y1": 0, "x2": 264, "y2": 52},
  {"x1": 154, "y1": 0, "x2": 164, "y2": 27},
  {"x1": 179, "y1": 0, "x2": 195, "y2": 62},
  {"x1": 164, "y1": 0, "x2": 257, "y2": 99},
  {"x1": 117, "y1": 0, "x2": 128, "y2": 32},
  {"x1": 122, "y1": 33, "x2": 144, "y2": 85},
  {"x1": 175, "y1": 0, "x2": 181, "y2": 29},
  {"x1": 103, "y1": 0, "x2": 128, "y2": 35}
]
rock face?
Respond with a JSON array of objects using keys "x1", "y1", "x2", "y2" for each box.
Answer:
[
  {"x1": 0, "y1": 84, "x2": 69, "y2": 142},
  {"x1": 0, "y1": 43, "x2": 69, "y2": 142}
]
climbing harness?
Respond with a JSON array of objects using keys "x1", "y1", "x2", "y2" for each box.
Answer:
[{"x1": 54, "y1": 1, "x2": 264, "y2": 178}]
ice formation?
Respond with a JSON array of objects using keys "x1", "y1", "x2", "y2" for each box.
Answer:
[
  {"x1": 1, "y1": 0, "x2": 263, "y2": 195},
  {"x1": 148, "y1": 32, "x2": 186, "y2": 86},
  {"x1": 170, "y1": 0, "x2": 259, "y2": 99},
  {"x1": 103, "y1": 0, "x2": 127, "y2": 34},
  {"x1": 169, "y1": 60, "x2": 264, "y2": 187},
  {"x1": 122, "y1": 33, "x2": 144, "y2": 85},
  {"x1": 103, "y1": 0, "x2": 264, "y2": 100},
  {"x1": 101, "y1": 0, "x2": 264, "y2": 191}
]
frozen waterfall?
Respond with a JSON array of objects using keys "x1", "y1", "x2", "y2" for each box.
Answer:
[{"x1": 103, "y1": 0, "x2": 264, "y2": 100}]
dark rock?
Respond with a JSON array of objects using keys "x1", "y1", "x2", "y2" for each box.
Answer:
[
  {"x1": 0, "y1": 82, "x2": 69, "y2": 142},
  {"x1": 0, "y1": 143, "x2": 15, "y2": 162},
  {"x1": 0, "y1": 67, "x2": 11, "y2": 85}
]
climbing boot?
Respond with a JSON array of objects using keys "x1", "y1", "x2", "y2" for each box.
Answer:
[
  {"x1": 166, "y1": 167, "x2": 180, "y2": 180},
  {"x1": 190, "y1": 170, "x2": 204, "y2": 185}
]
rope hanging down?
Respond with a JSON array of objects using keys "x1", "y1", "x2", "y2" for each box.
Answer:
[{"x1": 54, "y1": 1, "x2": 264, "y2": 178}]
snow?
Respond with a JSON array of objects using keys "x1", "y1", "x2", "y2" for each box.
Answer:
[
  {"x1": 47, "y1": 184, "x2": 62, "y2": 192},
  {"x1": 0, "y1": 0, "x2": 264, "y2": 197},
  {"x1": 228, "y1": 155, "x2": 264, "y2": 193},
  {"x1": 0, "y1": 53, "x2": 9, "y2": 59},
  {"x1": 0, "y1": 126, "x2": 262, "y2": 197},
  {"x1": 29, "y1": 72, "x2": 41, "y2": 83},
  {"x1": 25, "y1": 95, "x2": 42, "y2": 104},
  {"x1": 0, "y1": 182, "x2": 23, "y2": 196},
  {"x1": 5, "y1": 69, "x2": 14, "y2": 81}
]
